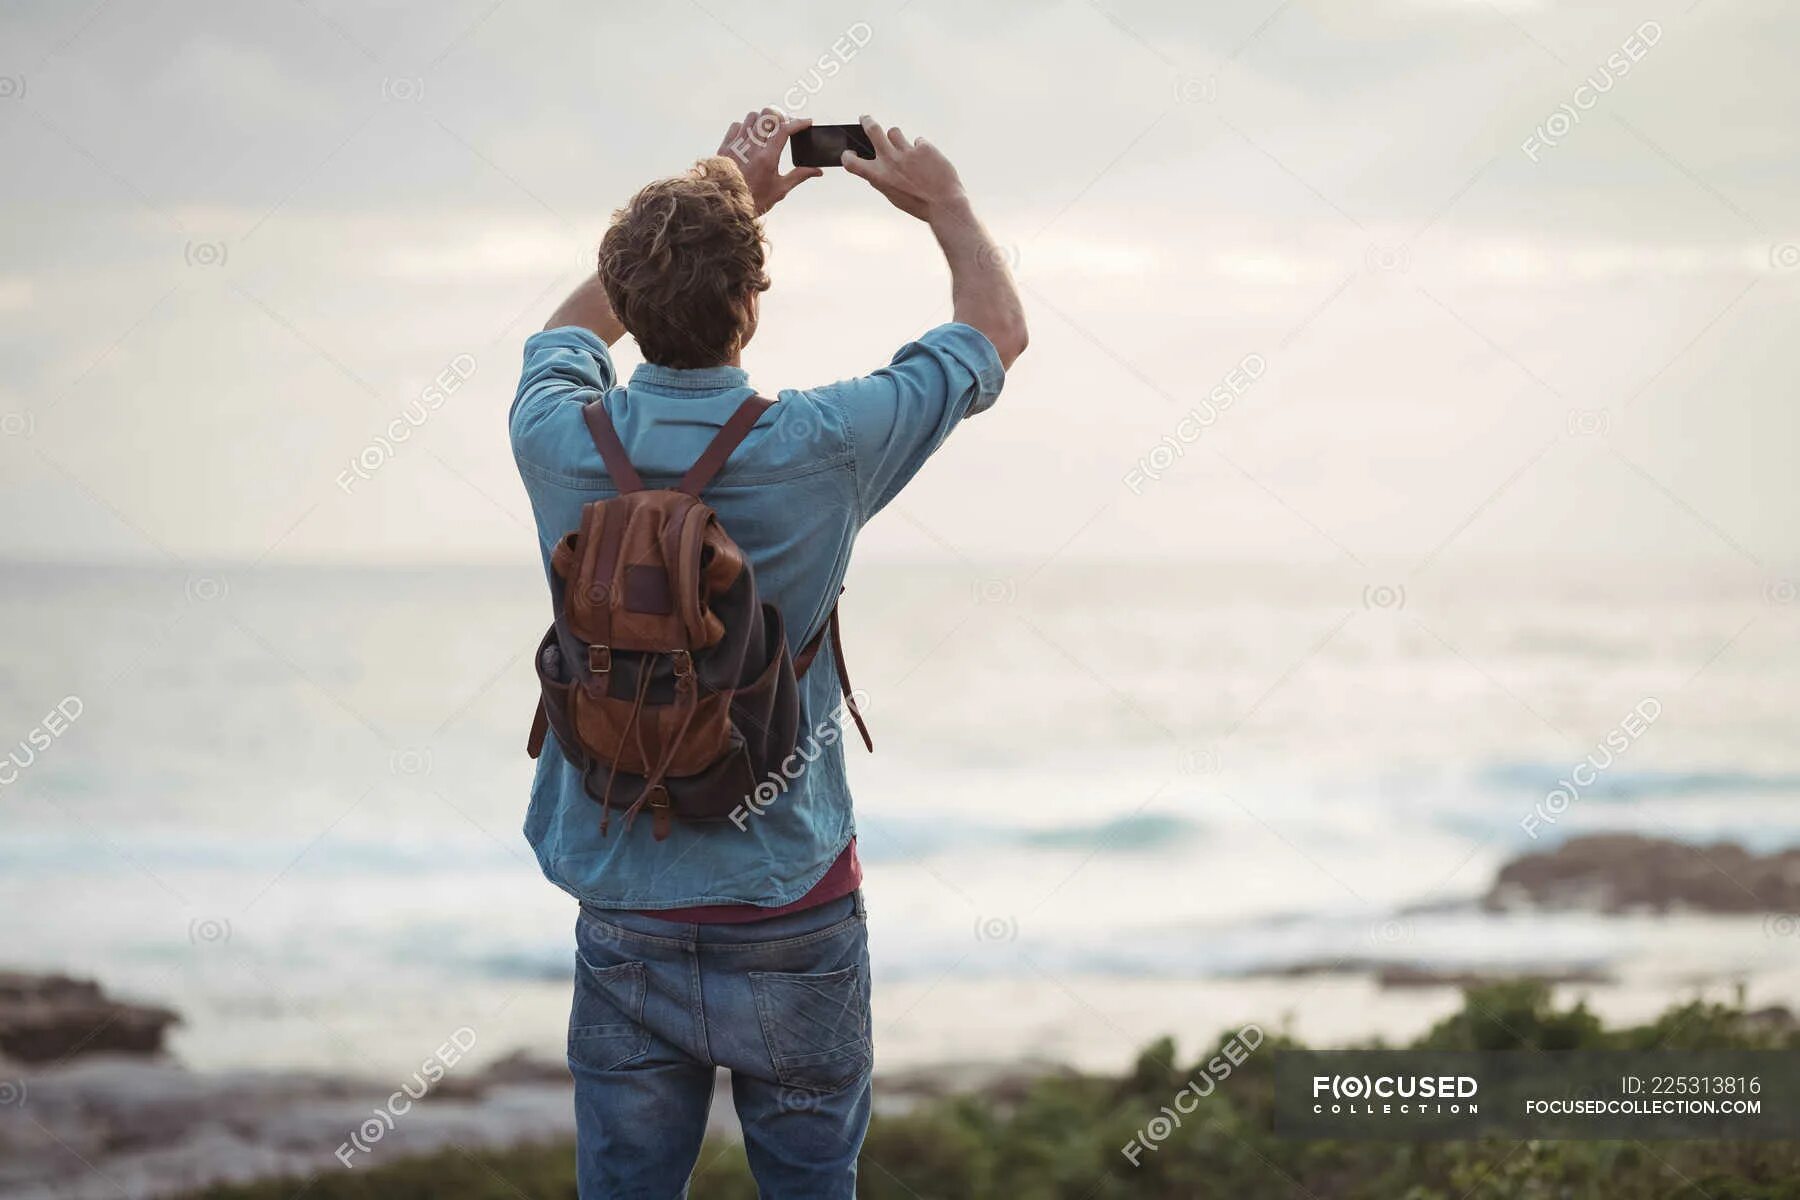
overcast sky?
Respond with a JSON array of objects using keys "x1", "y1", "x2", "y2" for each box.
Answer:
[{"x1": 0, "y1": 0, "x2": 1794, "y2": 573}]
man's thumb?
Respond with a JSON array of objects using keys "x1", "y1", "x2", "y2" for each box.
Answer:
[{"x1": 779, "y1": 166, "x2": 824, "y2": 196}]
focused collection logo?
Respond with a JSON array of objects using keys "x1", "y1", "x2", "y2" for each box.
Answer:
[
  {"x1": 1279, "y1": 1051, "x2": 1796, "y2": 1141},
  {"x1": 1311, "y1": 1073, "x2": 1479, "y2": 1117}
]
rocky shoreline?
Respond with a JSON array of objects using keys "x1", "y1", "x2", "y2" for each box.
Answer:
[
  {"x1": 2, "y1": 832, "x2": 1793, "y2": 1198},
  {"x1": 0, "y1": 973, "x2": 180, "y2": 1065},
  {"x1": 1484, "y1": 833, "x2": 1800, "y2": 914},
  {"x1": 0, "y1": 972, "x2": 1065, "y2": 1199},
  {"x1": 1251, "y1": 960, "x2": 1614, "y2": 989},
  {"x1": 0, "y1": 1053, "x2": 576, "y2": 1200}
]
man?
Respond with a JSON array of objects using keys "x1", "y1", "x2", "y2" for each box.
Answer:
[{"x1": 509, "y1": 110, "x2": 1026, "y2": 1197}]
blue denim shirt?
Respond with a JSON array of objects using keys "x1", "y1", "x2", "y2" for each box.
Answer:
[{"x1": 511, "y1": 322, "x2": 1004, "y2": 908}]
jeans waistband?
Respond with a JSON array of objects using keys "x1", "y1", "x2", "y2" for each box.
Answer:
[{"x1": 578, "y1": 889, "x2": 863, "y2": 948}]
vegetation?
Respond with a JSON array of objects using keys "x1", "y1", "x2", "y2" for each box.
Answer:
[{"x1": 184, "y1": 982, "x2": 1800, "y2": 1199}]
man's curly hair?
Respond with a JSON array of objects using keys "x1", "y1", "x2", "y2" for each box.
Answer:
[{"x1": 598, "y1": 157, "x2": 769, "y2": 369}]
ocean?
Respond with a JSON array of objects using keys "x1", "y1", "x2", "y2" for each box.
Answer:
[{"x1": 2, "y1": 559, "x2": 1796, "y2": 1075}]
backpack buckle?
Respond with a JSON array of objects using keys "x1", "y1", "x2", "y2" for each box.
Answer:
[
  {"x1": 670, "y1": 650, "x2": 693, "y2": 679},
  {"x1": 587, "y1": 645, "x2": 611, "y2": 675},
  {"x1": 648, "y1": 785, "x2": 672, "y2": 841}
]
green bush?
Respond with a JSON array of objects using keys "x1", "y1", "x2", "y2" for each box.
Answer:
[{"x1": 183, "y1": 984, "x2": 1800, "y2": 1200}]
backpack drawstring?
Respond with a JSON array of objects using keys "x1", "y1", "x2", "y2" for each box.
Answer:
[
  {"x1": 598, "y1": 662, "x2": 654, "y2": 836},
  {"x1": 618, "y1": 656, "x2": 699, "y2": 838}
]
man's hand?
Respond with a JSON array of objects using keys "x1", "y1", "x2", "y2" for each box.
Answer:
[
  {"x1": 840, "y1": 115, "x2": 967, "y2": 222},
  {"x1": 841, "y1": 115, "x2": 1026, "y2": 368},
  {"x1": 718, "y1": 108, "x2": 822, "y2": 215}
]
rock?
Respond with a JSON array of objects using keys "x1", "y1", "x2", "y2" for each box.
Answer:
[
  {"x1": 1484, "y1": 834, "x2": 1800, "y2": 914},
  {"x1": 1739, "y1": 1005, "x2": 1797, "y2": 1034},
  {"x1": 0, "y1": 1056, "x2": 576, "y2": 1200},
  {"x1": 0, "y1": 972, "x2": 179, "y2": 1065},
  {"x1": 477, "y1": 1049, "x2": 571, "y2": 1086},
  {"x1": 1245, "y1": 960, "x2": 1611, "y2": 988},
  {"x1": 1373, "y1": 964, "x2": 1610, "y2": 990},
  {"x1": 874, "y1": 1059, "x2": 1074, "y2": 1111}
]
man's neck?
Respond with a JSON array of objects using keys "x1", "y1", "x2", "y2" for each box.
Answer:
[{"x1": 649, "y1": 355, "x2": 741, "y2": 370}]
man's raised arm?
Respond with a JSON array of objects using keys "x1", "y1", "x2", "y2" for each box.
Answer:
[
  {"x1": 544, "y1": 274, "x2": 625, "y2": 343},
  {"x1": 842, "y1": 116, "x2": 1027, "y2": 368}
]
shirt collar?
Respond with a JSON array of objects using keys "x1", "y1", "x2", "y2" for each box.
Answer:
[{"x1": 628, "y1": 362, "x2": 750, "y2": 393}]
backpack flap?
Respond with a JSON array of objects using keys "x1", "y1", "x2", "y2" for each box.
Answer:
[{"x1": 560, "y1": 492, "x2": 725, "y2": 655}]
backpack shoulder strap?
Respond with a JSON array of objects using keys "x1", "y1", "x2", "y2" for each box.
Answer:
[
  {"x1": 678, "y1": 395, "x2": 774, "y2": 496},
  {"x1": 582, "y1": 398, "x2": 645, "y2": 494},
  {"x1": 796, "y1": 599, "x2": 873, "y2": 752}
]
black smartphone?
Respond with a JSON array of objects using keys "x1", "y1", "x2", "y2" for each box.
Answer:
[{"x1": 790, "y1": 124, "x2": 876, "y2": 168}]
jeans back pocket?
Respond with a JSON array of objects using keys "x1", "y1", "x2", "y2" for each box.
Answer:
[
  {"x1": 569, "y1": 957, "x2": 650, "y2": 1071},
  {"x1": 748, "y1": 964, "x2": 872, "y2": 1093}
]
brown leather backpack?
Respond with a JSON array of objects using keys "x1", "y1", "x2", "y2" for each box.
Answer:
[{"x1": 526, "y1": 395, "x2": 871, "y2": 841}]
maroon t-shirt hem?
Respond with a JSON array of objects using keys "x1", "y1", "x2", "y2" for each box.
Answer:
[{"x1": 635, "y1": 839, "x2": 861, "y2": 925}]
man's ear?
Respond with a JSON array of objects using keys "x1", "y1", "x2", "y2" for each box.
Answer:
[{"x1": 739, "y1": 289, "x2": 760, "y2": 349}]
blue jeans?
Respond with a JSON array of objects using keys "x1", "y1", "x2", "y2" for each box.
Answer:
[{"x1": 569, "y1": 891, "x2": 872, "y2": 1199}]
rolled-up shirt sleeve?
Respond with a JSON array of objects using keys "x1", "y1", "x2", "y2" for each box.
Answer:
[
  {"x1": 816, "y1": 322, "x2": 1005, "y2": 522},
  {"x1": 510, "y1": 326, "x2": 616, "y2": 469}
]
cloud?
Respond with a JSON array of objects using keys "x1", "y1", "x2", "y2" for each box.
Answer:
[
  {"x1": 0, "y1": 276, "x2": 33, "y2": 312},
  {"x1": 0, "y1": 0, "x2": 1795, "y2": 565}
]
